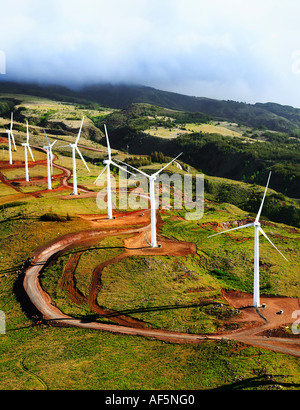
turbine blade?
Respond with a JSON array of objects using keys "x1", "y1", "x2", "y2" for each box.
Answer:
[
  {"x1": 43, "y1": 128, "x2": 50, "y2": 146},
  {"x1": 208, "y1": 222, "x2": 255, "y2": 238},
  {"x1": 110, "y1": 160, "x2": 136, "y2": 176},
  {"x1": 49, "y1": 148, "x2": 54, "y2": 173},
  {"x1": 94, "y1": 165, "x2": 107, "y2": 184},
  {"x1": 75, "y1": 146, "x2": 90, "y2": 172},
  {"x1": 10, "y1": 112, "x2": 13, "y2": 130},
  {"x1": 10, "y1": 131, "x2": 17, "y2": 150},
  {"x1": 28, "y1": 145, "x2": 35, "y2": 162},
  {"x1": 153, "y1": 152, "x2": 183, "y2": 177},
  {"x1": 104, "y1": 124, "x2": 111, "y2": 160},
  {"x1": 58, "y1": 144, "x2": 71, "y2": 148},
  {"x1": 259, "y1": 227, "x2": 288, "y2": 261},
  {"x1": 50, "y1": 140, "x2": 57, "y2": 148},
  {"x1": 115, "y1": 158, "x2": 149, "y2": 177},
  {"x1": 75, "y1": 116, "x2": 84, "y2": 145},
  {"x1": 255, "y1": 171, "x2": 272, "y2": 222}
]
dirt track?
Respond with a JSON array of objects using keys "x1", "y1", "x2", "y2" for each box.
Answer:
[
  {"x1": 23, "y1": 212, "x2": 210, "y2": 344},
  {"x1": 1, "y1": 140, "x2": 299, "y2": 356},
  {"x1": 23, "y1": 210, "x2": 300, "y2": 357}
]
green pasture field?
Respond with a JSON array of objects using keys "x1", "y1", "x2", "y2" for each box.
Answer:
[
  {"x1": 145, "y1": 122, "x2": 244, "y2": 140},
  {"x1": 0, "y1": 194, "x2": 299, "y2": 390},
  {"x1": 0, "y1": 143, "x2": 47, "y2": 163},
  {"x1": 0, "y1": 95, "x2": 299, "y2": 390}
]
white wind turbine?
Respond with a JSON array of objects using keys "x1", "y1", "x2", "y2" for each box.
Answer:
[
  {"x1": 94, "y1": 124, "x2": 135, "y2": 219},
  {"x1": 21, "y1": 120, "x2": 35, "y2": 182},
  {"x1": 43, "y1": 129, "x2": 57, "y2": 190},
  {"x1": 209, "y1": 172, "x2": 288, "y2": 308},
  {"x1": 5, "y1": 112, "x2": 17, "y2": 165},
  {"x1": 60, "y1": 116, "x2": 90, "y2": 195},
  {"x1": 117, "y1": 153, "x2": 182, "y2": 248}
]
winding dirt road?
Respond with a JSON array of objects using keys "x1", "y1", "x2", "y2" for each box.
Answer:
[
  {"x1": 1, "y1": 137, "x2": 299, "y2": 357},
  {"x1": 23, "y1": 216, "x2": 211, "y2": 344},
  {"x1": 22, "y1": 211, "x2": 300, "y2": 357}
]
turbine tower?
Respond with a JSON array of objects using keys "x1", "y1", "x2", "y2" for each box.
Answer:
[
  {"x1": 21, "y1": 120, "x2": 35, "y2": 182},
  {"x1": 117, "y1": 153, "x2": 182, "y2": 248},
  {"x1": 209, "y1": 172, "x2": 288, "y2": 308},
  {"x1": 5, "y1": 112, "x2": 17, "y2": 165},
  {"x1": 43, "y1": 129, "x2": 57, "y2": 190},
  {"x1": 60, "y1": 116, "x2": 90, "y2": 195},
  {"x1": 94, "y1": 124, "x2": 135, "y2": 219}
]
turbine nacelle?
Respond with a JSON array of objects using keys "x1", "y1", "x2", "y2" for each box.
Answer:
[
  {"x1": 208, "y1": 171, "x2": 288, "y2": 308},
  {"x1": 115, "y1": 152, "x2": 182, "y2": 248},
  {"x1": 6, "y1": 113, "x2": 17, "y2": 164},
  {"x1": 94, "y1": 124, "x2": 136, "y2": 220},
  {"x1": 58, "y1": 116, "x2": 90, "y2": 195}
]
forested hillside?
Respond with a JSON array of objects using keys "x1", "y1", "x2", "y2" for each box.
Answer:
[{"x1": 1, "y1": 81, "x2": 300, "y2": 132}]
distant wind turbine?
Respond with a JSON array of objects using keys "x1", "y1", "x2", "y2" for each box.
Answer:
[
  {"x1": 117, "y1": 153, "x2": 182, "y2": 248},
  {"x1": 5, "y1": 112, "x2": 17, "y2": 165},
  {"x1": 21, "y1": 120, "x2": 35, "y2": 182},
  {"x1": 60, "y1": 116, "x2": 90, "y2": 195},
  {"x1": 209, "y1": 172, "x2": 288, "y2": 308},
  {"x1": 43, "y1": 129, "x2": 57, "y2": 190},
  {"x1": 94, "y1": 124, "x2": 135, "y2": 219}
]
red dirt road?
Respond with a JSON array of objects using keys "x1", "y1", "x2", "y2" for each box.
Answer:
[
  {"x1": 23, "y1": 210, "x2": 300, "y2": 357},
  {"x1": 2, "y1": 144, "x2": 299, "y2": 356}
]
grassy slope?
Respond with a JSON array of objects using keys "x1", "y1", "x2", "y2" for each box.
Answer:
[
  {"x1": 0, "y1": 95, "x2": 299, "y2": 390},
  {"x1": 0, "y1": 193, "x2": 299, "y2": 390}
]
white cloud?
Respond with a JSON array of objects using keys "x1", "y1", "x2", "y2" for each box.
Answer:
[{"x1": 0, "y1": 0, "x2": 300, "y2": 106}]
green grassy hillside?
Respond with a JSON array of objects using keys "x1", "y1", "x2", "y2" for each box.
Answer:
[
  {"x1": 0, "y1": 187, "x2": 299, "y2": 390},
  {"x1": 0, "y1": 92, "x2": 299, "y2": 390},
  {"x1": 2, "y1": 81, "x2": 300, "y2": 131}
]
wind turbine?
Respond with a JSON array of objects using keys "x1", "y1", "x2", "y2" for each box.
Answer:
[
  {"x1": 5, "y1": 112, "x2": 17, "y2": 165},
  {"x1": 209, "y1": 172, "x2": 288, "y2": 308},
  {"x1": 94, "y1": 124, "x2": 135, "y2": 219},
  {"x1": 21, "y1": 120, "x2": 35, "y2": 182},
  {"x1": 60, "y1": 116, "x2": 90, "y2": 195},
  {"x1": 43, "y1": 129, "x2": 57, "y2": 190},
  {"x1": 117, "y1": 153, "x2": 182, "y2": 248}
]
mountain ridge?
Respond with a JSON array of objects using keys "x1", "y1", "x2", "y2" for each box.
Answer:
[{"x1": 1, "y1": 80, "x2": 300, "y2": 132}]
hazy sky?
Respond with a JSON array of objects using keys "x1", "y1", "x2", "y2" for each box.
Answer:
[{"x1": 1, "y1": 0, "x2": 300, "y2": 106}]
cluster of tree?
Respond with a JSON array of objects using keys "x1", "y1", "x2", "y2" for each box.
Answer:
[
  {"x1": 122, "y1": 151, "x2": 169, "y2": 168},
  {"x1": 175, "y1": 132, "x2": 300, "y2": 198},
  {"x1": 94, "y1": 103, "x2": 212, "y2": 137},
  {"x1": 150, "y1": 151, "x2": 169, "y2": 163},
  {"x1": 0, "y1": 99, "x2": 17, "y2": 118},
  {"x1": 125, "y1": 156, "x2": 152, "y2": 168},
  {"x1": 204, "y1": 177, "x2": 300, "y2": 228}
]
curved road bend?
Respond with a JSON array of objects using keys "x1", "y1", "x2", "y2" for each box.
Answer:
[
  {"x1": 23, "y1": 226, "x2": 300, "y2": 355},
  {"x1": 23, "y1": 226, "x2": 216, "y2": 344}
]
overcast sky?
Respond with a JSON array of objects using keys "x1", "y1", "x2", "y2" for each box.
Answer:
[{"x1": 1, "y1": 0, "x2": 300, "y2": 106}]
